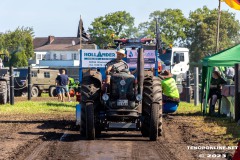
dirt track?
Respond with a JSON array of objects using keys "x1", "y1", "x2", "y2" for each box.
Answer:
[{"x1": 0, "y1": 97, "x2": 234, "y2": 160}]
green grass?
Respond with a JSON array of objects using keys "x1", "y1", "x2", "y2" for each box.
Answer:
[
  {"x1": 177, "y1": 102, "x2": 202, "y2": 115},
  {"x1": 0, "y1": 101, "x2": 77, "y2": 115},
  {"x1": 176, "y1": 102, "x2": 240, "y2": 145}
]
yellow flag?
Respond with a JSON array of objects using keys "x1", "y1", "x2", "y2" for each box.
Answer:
[{"x1": 224, "y1": 0, "x2": 240, "y2": 10}]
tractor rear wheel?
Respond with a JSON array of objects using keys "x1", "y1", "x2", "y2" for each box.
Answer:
[
  {"x1": 142, "y1": 76, "x2": 162, "y2": 141},
  {"x1": 150, "y1": 103, "x2": 159, "y2": 141},
  {"x1": 81, "y1": 75, "x2": 101, "y2": 139},
  {"x1": 0, "y1": 81, "x2": 7, "y2": 104},
  {"x1": 80, "y1": 103, "x2": 86, "y2": 136},
  {"x1": 86, "y1": 102, "x2": 95, "y2": 140}
]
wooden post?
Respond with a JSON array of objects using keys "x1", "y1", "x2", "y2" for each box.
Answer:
[{"x1": 235, "y1": 63, "x2": 240, "y2": 122}]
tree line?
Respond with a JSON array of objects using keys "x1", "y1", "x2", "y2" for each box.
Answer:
[
  {"x1": 88, "y1": 6, "x2": 240, "y2": 63},
  {"x1": 0, "y1": 6, "x2": 239, "y2": 67},
  {"x1": 0, "y1": 27, "x2": 34, "y2": 67}
]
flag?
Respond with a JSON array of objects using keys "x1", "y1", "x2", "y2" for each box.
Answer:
[
  {"x1": 77, "y1": 17, "x2": 89, "y2": 40},
  {"x1": 223, "y1": 0, "x2": 240, "y2": 10}
]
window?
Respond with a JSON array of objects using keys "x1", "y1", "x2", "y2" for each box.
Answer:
[
  {"x1": 180, "y1": 53, "x2": 184, "y2": 62},
  {"x1": 60, "y1": 54, "x2": 64, "y2": 60},
  {"x1": 42, "y1": 54, "x2": 46, "y2": 60},
  {"x1": 53, "y1": 54, "x2": 57, "y2": 60},
  {"x1": 36, "y1": 54, "x2": 41, "y2": 60},
  {"x1": 44, "y1": 72, "x2": 50, "y2": 78},
  {"x1": 32, "y1": 71, "x2": 37, "y2": 77},
  {"x1": 72, "y1": 53, "x2": 77, "y2": 60}
]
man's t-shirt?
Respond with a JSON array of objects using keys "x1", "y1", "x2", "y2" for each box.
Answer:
[
  {"x1": 107, "y1": 59, "x2": 128, "y2": 73},
  {"x1": 56, "y1": 74, "x2": 69, "y2": 86}
]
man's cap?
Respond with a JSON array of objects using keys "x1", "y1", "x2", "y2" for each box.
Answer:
[
  {"x1": 159, "y1": 70, "x2": 173, "y2": 79},
  {"x1": 116, "y1": 49, "x2": 126, "y2": 57}
]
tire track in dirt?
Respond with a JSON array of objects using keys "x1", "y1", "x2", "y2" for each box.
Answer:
[
  {"x1": 32, "y1": 131, "x2": 178, "y2": 160},
  {"x1": 25, "y1": 141, "x2": 50, "y2": 160}
]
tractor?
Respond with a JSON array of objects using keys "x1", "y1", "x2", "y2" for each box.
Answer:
[
  {"x1": 79, "y1": 39, "x2": 163, "y2": 141},
  {"x1": 0, "y1": 55, "x2": 9, "y2": 104}
]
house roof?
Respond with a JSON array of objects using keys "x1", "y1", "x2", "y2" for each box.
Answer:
[
  {"x1": 34, "y1": 44, "x2": 96, "y2": 51},
  {"x1": 33, "y1": 37, "x2": 90, "y2": 49}
]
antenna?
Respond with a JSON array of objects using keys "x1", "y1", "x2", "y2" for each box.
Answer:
[{"x1": 72, "y1": 40, "x2": 76, "y2": 46}]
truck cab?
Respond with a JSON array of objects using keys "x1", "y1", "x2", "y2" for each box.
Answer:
[{"x1": 159, "y1": 47, "x2": 189, "y2": 83}]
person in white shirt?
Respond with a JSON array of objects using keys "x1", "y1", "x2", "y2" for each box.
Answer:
[
  {"x1": 0, "y1": 58, "x2": 3, "y2": 69},
  {"x1": 225, "y1": 67, "x2": 235, "y2": 79}
]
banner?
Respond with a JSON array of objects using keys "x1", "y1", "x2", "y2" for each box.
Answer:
[
  {"x1": 127, "y1": 50, "x2": 156, "y2": 68},
  {"x1": 81, "y1": 49, "x2": 116, "y2": 68},
  {"x1": 223, "y1": 0, "x2": 240, "y2": 10}
]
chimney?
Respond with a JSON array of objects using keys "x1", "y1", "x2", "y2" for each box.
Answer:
[{"x1": 48, "y1": 35, "x2": 55, "y2": 44}]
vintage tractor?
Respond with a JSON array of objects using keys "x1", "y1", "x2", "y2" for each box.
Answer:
[{"x1": 79, "y1": 44, "x2": 162, "y2": 141}]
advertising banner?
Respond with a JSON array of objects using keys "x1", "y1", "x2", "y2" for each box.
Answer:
[
  {"x1": 81, "y1": 49, "x2": 116, "y2": 68},
  {"x1": 127, "y1": 50, "x2": 156, "y2": 68}
]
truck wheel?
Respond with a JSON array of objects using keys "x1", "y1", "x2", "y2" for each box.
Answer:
[
  {"x1": 142, "y1": 76, "x2": 162, "y2": 141},
  {"x1": 86, "y1": 102, "x2": 95, "y2": 140},
  {"x1": 49, "y1": 87, "x2": 57, "y2": 97},
  {"x1": 31, "y1": 86, "x2": 39, "y2": 97},
  {"x1": 80, "y1": 102, "x2": 86, "y2": 136},
  {"x1": 0, "y1": 81, "x2": 7, "y2": 104}
]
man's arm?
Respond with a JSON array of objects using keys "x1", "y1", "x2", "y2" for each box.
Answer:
[{"x1": 106, "y1": 65, "x2": 113, "y2": 75}]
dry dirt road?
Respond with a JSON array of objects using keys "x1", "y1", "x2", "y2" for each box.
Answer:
[{"x1": 0, "y1": 98, "x2": 234, "y2": 160}]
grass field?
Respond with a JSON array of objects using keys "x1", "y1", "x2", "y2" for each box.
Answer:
[
  {"x1": 0, "y1": 100, "x2": 239, "y2": 145},
  {"x1": 0, "y1": 100, "x2": 77, "y2": 115},
  {"x1": 178, "y1": 102, "x2": 240, "y2": 145}
]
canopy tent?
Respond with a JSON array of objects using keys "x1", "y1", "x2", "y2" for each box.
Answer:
[{"x1": 201, "y1": 44, "x2": 240, "y2": 114}]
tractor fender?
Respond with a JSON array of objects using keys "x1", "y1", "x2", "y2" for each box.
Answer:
[{"x1": 82, "y1": 70, "x2": 102, "y2": 86}]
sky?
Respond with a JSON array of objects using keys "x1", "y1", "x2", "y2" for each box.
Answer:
[{"x1": 0, "y1": 0, "x2": 239, "y2": 37}]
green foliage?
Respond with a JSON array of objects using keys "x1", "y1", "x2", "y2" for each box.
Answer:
[
  {"x1": 0, "y1": 27, "x2": 34, "y2": 67},
  {"x1": 138, "y1": 9, "x2": 189, "y2": 46},
  {"x1": 88, "y1": 11, "x2": 135, "y2": 48},
  {"x1": 10, "y1": 50, "x2": 28, "y2": 67},
  {"x1": 187, "y1": 6, "x2": 240, "y2": 62}
]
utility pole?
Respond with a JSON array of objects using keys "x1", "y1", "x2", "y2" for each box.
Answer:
[{"x1": 216, "y1": 0, "x2": 221, "y2": 53}]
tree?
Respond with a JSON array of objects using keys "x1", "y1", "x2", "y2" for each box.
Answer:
[
  {"x1": 187, "y1": 6, "x2": 240, "y2": 62},
  {"x1": 0, "y1": 27, "x2": 34, "y2": 67},
  {"x1": 138, "y1": 9, "x2": 189, "y2": 46},
  {"x1": 10, "y1": 50, "x2": 28, "y2": 67},
  {"x1": 88, "y1": 11, "x2": 135, "y2": 48}
]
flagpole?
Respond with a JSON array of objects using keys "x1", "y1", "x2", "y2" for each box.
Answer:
[{"x1": 216, "y1": 0, "x2": 221, "y2": 53}]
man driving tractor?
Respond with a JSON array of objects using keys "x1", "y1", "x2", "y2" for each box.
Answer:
[{"x1": 105, "y1": 49, "x2": 129, "y2": 84}]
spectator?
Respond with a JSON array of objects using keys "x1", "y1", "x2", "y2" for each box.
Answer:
[
  {"x1": 159, "y1": 70, "x2": 180, "y2": 104},
  {"x1": 0, "y1": 58, "x2": 3, "y2": 69},
  {"x1": 225, "y1": 67, "x2": 235, "y2": 79},
  {"x1": 55, "y1": 69, "x2": 71, "y2": 102},
  {"x1": 209, "y1": 71, "x2": 227, "y2": 115}
]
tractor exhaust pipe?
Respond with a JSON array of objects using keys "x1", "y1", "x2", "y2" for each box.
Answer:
[{"x1": 137, "y1": 48, "x2": 144, "y2": 96}]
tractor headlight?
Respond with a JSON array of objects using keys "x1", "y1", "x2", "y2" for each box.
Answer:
[
  {"x1": 120, "y1": 80, "x2": 126, "y2": 86},
  {"x1": 136, "y1": 94, "x2": 142, "y2": 101},
  {"x1": 102, "y1": 93, "x2": 109, "y2": 101}
]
